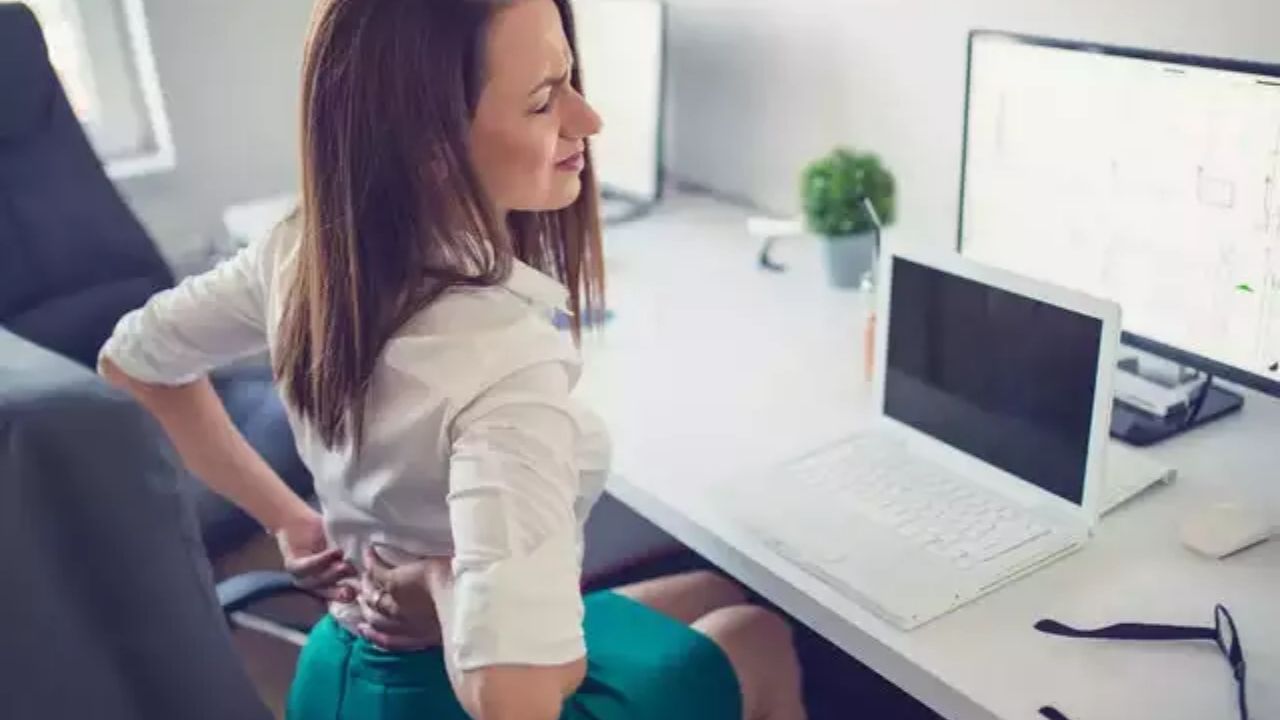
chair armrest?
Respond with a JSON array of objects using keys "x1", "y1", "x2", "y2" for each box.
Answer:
[
  {"x1": 216, "y1": 571, "x2": 321, "y2": 646},
  {"x1": 216, "y1": 571, "x2": 311, "y2": 618}
]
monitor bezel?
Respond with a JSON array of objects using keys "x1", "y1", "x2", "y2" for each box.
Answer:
[{"x1": 583, "y1": 0, "x2": 668, "y2": 206}]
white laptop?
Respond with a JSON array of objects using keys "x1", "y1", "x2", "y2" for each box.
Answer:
[{"x1": 728, "y1": 242, "x2": 1125, "y2": 629}]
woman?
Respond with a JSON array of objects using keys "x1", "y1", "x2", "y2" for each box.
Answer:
[{"x1": 99, "y1": 0, "x2": 806, "y2": 718}]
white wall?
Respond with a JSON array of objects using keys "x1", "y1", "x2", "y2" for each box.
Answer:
[
  {"x1": 106, "y1": 0, "x2": 1280, "y2": 263},
  {"x1": 116, "y1": 0, "x2": 313, "y2": 270},
  {"x1": 663, "y1": 0, "x2": 1280, "y2": 246}
]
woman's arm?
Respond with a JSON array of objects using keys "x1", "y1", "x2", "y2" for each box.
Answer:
[
  {"x1": 377, "y1": 351, "x2": 590, "y2": 720},
  {"x1": 96, "y1": 235, "x2": 293, "y2": 524},
  {"x1": 95, "y1": 224, "x2": 353, "y2": 598},
  {"x1": 424, "y1": 559, "x2": 585, "y2": 720}
]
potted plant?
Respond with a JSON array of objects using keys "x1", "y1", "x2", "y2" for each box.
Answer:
[{"x1": 801, "y1": 148, "x2": 896, "y2": 288}]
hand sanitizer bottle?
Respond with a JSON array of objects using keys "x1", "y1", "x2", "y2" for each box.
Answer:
[{"x1": 860, "y1": 271, "x2": 877, "y2": 383}]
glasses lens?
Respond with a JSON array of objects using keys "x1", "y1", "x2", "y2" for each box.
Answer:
[
  {"x1": 1216, "y1": 607, "x2": 1234, "y2": 647},
  {"x1": 1215, "y1": 606, "x2": 1245, "y2": 672}
]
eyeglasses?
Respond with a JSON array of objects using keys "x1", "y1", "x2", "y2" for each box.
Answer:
[{"x1": 1034, "y1": 604, "x2": 1248, "y2": 720}]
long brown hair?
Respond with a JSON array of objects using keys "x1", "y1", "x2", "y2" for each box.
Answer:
[{"x1": 275, "y1": 0, "x2": 605, "y2": 450}]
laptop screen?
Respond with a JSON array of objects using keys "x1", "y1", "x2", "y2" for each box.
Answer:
[{"x1": 883, "y1": 257, "x2": 1102, "y2": 505}]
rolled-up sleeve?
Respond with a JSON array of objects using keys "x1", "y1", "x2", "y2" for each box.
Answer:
[
  {"x1": 445, "y1": 359, "x2": 586, "y2": 670},
  {"x1": 97, "y1": 236, "x2": 273, "y2": 385}
]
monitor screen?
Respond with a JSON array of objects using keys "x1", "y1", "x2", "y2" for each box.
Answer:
[
  {"x1": 959, "y1": 32, "x2": 1280, "y2": 395},
  {"x1": 884, "y1": 257, "x2": 1103, "y2": 505},
  {"x1": 574, "y1": 0, "x2": 664, "y2": 203}
]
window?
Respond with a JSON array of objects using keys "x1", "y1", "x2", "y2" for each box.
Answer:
[{"x1": 25, "y1": 0, "x2": 175, "y2": 178}]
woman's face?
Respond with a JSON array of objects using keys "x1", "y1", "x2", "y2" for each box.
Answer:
[{"x1": 469, "y1": 0, "x2": 602, "y2": 216}]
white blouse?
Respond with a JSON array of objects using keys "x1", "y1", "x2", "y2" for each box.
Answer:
[{"x1": 99, "y1": 221, "x2": 611, "y2": 671}]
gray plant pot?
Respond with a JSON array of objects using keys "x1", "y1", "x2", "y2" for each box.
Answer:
[{"x1": 822, "y1": 231, "x2": 876, "y2": 289}]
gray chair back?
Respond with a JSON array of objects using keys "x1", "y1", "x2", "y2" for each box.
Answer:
[{"x1": 0, "y1": 329, "x2": 271, "y2": 720}]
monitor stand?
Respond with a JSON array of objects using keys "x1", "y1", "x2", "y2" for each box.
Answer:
[{"x1": 1110, "y1": 356, "x2": 1244, "y2": 446}]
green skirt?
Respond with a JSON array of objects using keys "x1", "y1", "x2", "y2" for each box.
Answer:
[{"x1": 286, "y1": 590, "x2": 743, "y2": 720}]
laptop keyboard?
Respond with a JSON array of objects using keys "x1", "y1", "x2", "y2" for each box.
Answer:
[{"x1": 768, "y1": 434, "x2": 1050, "y2": 570}]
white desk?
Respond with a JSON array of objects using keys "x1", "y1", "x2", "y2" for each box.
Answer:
[{"x1": 577, "y1": 193, "x2": 1279, "y2": 720}]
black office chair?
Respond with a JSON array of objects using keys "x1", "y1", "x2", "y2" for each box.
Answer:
[{"x1": 0, "y1": 2, "x2": 311, "y2": 562}]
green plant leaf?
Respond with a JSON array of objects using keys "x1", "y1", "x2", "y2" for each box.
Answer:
[{"x1": 801, "y1": 147, "x2": 896, "y2": 237}]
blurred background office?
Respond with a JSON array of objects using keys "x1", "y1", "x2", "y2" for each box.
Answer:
[{"x1": 22, "y1": 0, "x2": 1279, "y2": 269}]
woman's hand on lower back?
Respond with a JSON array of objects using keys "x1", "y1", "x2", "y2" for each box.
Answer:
[
  {"x1": 356, "y1": 546, "x2": 448, "y2": 650},
  {"x1": 276, "y1": 510, "x2": 357, "y2": 603}
]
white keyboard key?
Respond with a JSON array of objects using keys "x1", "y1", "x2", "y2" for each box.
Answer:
[{"x1": 976, "y1": 523, "x2": 1048, "y2": 562}]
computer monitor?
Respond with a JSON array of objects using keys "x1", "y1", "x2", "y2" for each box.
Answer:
[
  {"x1": 573, "y1": 0, "x2": 666, "y2": 206},
  {"x1": 958, "y1": 30, "x2": 1280, "y2": 442}
]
